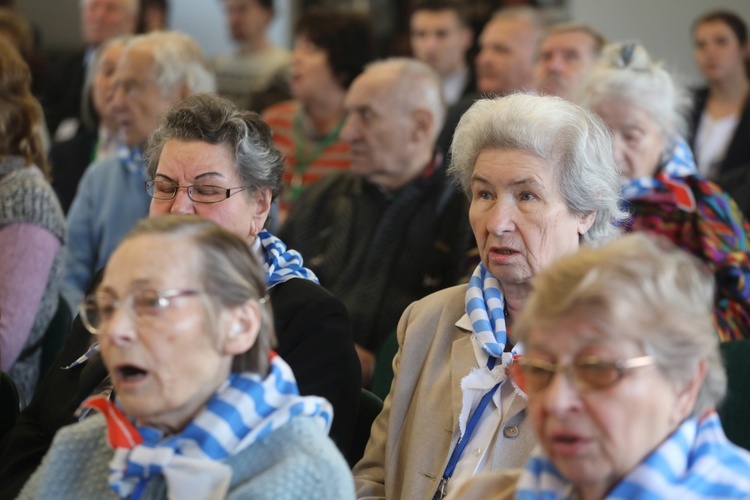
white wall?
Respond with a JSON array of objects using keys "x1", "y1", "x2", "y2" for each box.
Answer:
[{"x1": 569, "y1": 0, "x2": 750, "y2": 85}]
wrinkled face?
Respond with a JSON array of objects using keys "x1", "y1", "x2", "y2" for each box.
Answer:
[
  {"x1": 340, "y1": 67, "x2": 420, "y2": 191},
  {"x1": 290, "y1": 34, "x2": 339, "y2": 100},
  {"x1": 593, "y1": 100, "x2": 666, "y2": 180},
  {"x1": 475, "y1": 18, "x2": 538, "y2": 95},
  {"x1": 149, "y1": 140, "x2": 269, "y2": 243},
  {"x1": 92, "y1": 41, "x2": 124, "y2": 130},
  {"x1": 81, "y1": 0, "x2": 136, "y2": 46},
  {"x1": 535, "y1": 31, "x2": 599, "y2": 100},
  {"x1": 98, "y1": 234, "x2": 234, "y2": 432},
  {"x1": 223, "y1": 0, "x2": 271, "y2": 42},
  {"x1": 693, "y1": 20, "x2": 749, "y2": 84},
  {"x1": 469, "y1": 149, "x2": 593, "y2": 286},
  {"x1": 111, "y1": 47, "x2": 183, "y2": 148},
  {"x1": 410, "y1": 9, "x2": 472, "y2": 77},
  {"x1": 526, "y1": 321, "x2": 686, "y2": 499}
]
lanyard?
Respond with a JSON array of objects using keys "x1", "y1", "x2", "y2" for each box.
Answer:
[{"x1": 433, "y1": 357, "x2": 501, "y2": 500}]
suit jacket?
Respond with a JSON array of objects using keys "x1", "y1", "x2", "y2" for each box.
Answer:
[
  {"x1": 42, "y1": 50, "x2": 87, "y2": 138},
  {"x1": 353, "y1": 285, "x2": 536, "y2": 499},
  {"x1": 49, "y1": 124, "x2": 97, "y2": 214},
  {"x1": 0, "y1": 274, "x2": 361, "y2": 498}
]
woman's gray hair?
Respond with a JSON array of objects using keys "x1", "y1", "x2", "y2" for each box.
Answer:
[
  {"x1": 125, "y1": 215, "x2": 276, "y2": 374},
  {"x1": 448, "y1": 93, "x2": 626, "y2": 245},
  {"x1": 145, "y1": 93, "x2": 284, "y2": 199},
  {"x1": 514, "y1": 232, "x2": 726, "y2": 417},
  {"x1": 122, "y1": 31, "x2": 216, "y2": 97},
  {"x1": 579, "y1": 42, "x2": 690, "y2": 138}
]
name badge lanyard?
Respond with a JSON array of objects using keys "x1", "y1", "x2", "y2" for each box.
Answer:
[{"x1": 433, "y1": 356, "x2": 501, "y2": 500}]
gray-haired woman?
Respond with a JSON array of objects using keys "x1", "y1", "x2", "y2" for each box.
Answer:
[{"x1": 353, "y1": 93, "x2": 626, "y2": 499}]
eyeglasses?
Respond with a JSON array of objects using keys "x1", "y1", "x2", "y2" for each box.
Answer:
[
  {"x1": 145, "y1": 180, "x2": 248, "y2": 204},
  {"x1": 509, "y1": 355, "x2": 655, "y2": 394},
  {"x1": 79, "y1": 288, "x2": 203, "y2": 334}
]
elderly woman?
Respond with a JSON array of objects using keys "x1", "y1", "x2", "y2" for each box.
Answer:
[
  {"x1": 452, "y1": 233, "x2": 750, "y2": 499},
  {"x1": 0, "y1": 37, "x2": 65, "y2": 399},
  {"x1": 262, "y1": 7, "x2": 375, "y2": 222},
  {"x1": 353, "y1": 93, "x2": 625, "y2": 499},
  {"x1": 18, "y1": 215, "x2": 355, "y2": 499},
  {"x1": 0, "y1": 94, "x2": 360, "y2": 497},
  {"x1": 582, "y1": 42, "x2": 750, "y2": 341}
]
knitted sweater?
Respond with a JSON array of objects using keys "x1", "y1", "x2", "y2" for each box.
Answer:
[
  {"x1": 0, "y1": 158, "x2": 66, "y2": 398},
  {"x1": 19, "y1": 412, "x2": 355, "y2": 499}
]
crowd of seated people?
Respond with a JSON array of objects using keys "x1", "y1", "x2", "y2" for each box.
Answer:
[{"x1": 0, "y1": 2, "x2": 750, "y2": 498}]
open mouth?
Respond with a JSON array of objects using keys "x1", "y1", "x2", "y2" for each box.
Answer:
[{"x1": 116, "y1": 364, "x2": 148, "y2": 382}]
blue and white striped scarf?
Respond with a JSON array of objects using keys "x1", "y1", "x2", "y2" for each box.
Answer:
[
  {"x1": 116, "y1": 145, "x2": 145, "y2": 175},
  {"x1": 516, "y1": 411, "x2": 750, "y2": 499},
  {"x1": 459, "y1": 263, "x2": 524, "y2": 436},
  {"x1": 621, "y1": 138, "x2": 697, "y2": 210},
  {"x1": 67, "y1": 232, "x2": 317, "y2": 369},
  {"x1": 85, "y1": 354, "x2": 333, "y2": 500},
  {"x1": 258, "y1": 229, "x2": 318, "y2": 288}
]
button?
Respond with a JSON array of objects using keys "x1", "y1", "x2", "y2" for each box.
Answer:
[
  {"x1": 473, "y1": 448, "x2": 482, "y2": 457},
  {"x1": 503, "y1": 425, "x2": 519, "y2": 438}
]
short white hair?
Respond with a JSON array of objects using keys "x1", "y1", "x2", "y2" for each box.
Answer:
[{"x1": 81, "y1": 0, "x2": 139, "y2": 16}]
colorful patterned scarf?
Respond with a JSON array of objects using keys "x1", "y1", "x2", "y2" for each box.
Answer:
[
  {"x1": 84, "y1": 354, "x2": 332, "y2": 500},
  {"x1": 516, "y1": 411, "x2": 750, "y2": 499},
  {"x1": 459, "y1": 263, "x2": 523, "y2": 436},
  {"x1": 258, "y1": 229, "x2": 319, "y2": 288}
]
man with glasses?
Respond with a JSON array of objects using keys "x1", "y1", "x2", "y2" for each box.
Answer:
[{"x1": 62, "y1": 31, "x2": 215, "y2": 310}]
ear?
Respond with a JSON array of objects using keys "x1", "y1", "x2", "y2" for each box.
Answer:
[
  {"x1": 221, "y1": 299, "x2": 261, "y2": 357},
  {"x1": 249, "y1": 188, "x2": 272, "y2": 237},
  {"x1": 410, "y1": 108, "x2": 434, "y2": 143},
  {"x1": 577, "y1": 211, "x2": 596, "y2": 236},
  {"x1": 178, "y1": 82, "x2": 190, "y2": 100},
  {"x1": 670, "y1": 359, "x2": 707, "y2": 425}
]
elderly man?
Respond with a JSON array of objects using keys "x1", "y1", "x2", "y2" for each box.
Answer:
[
  {"x1": 410, "y1": 0, "x2": 474, "y2": 105},
  {"x1": 280, "y1": 58, "x2": 472, "y2": 385},
  {"x1": 213, "y1": 0, "x2": 290, "y2": 112},
  {"x1": 62, "y1": 31, "x2": 215, "y2": 309},
  {"x1": 44, "y1": 0, "x2": 138, "y2": 139},
  {"x1": 534, "y1": 22, "x2": 606, "y2": 101}
]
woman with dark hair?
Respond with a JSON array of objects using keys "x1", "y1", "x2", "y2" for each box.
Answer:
[
  {"x1": 0, "y1": 37, "x2": 65, "y2": 398},
  {"x1": 262, "y1": 7, "x2": 375, "y2": 222},
  {"x1": 688, "y1": 10, "x2": 750, "y2": 179}
]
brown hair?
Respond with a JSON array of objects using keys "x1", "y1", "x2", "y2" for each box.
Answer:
[{"x1": 0, "y1": 37, "x2": 46, "y2": 174}]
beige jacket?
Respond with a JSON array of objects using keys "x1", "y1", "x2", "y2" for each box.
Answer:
[{"x1": 353, "y1": 285, "x2": 536, "y2": 499}]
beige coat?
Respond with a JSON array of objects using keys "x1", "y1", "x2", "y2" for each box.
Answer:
[{"x1": 353, "y1": 285, "x2": 536, "y2": 499}]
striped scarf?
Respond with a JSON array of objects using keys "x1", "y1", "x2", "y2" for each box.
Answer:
[
  {"x1": 258, "y1": 229, "x2": 319, "y2": 288},
  {"x1": 116, "y1": 145, "x2": 145, "y2": 175},
  {"x1": 621, "y1": 138, "x2": 698, "y2": 212},
  {"x1": 84, "y1": 354, "x2": 332, "y2": 500},
  {"x1": 516, "y1": 411, "x2": 750, "y2": 499},
  {"x1": 459, "y1": 263, "x2": 523, "y2": 436}
]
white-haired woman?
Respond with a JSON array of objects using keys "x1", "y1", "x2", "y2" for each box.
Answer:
[
  {"x1": 452, "y1": 233, "x2": 750, "y2": 499},
  {"x1": 582, "y1": 42, "x2": 750, "y2": 342},
  {"x1": 353, "y1": 93, "x2": 626, "y2": 499},
  {"x1": 19, "y1": 216, "x2": 355, "y2": 499}
]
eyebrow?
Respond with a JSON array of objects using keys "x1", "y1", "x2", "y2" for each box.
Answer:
[
  {"x1": 471, "y1": 173, "x2": 546, "y2": 189},
  {"x1": 154, "y1": 171, "x2": 226, "y2": 182}
]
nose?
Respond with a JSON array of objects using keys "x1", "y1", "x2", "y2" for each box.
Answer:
[
  {"x1": 540, "y1": 369, "x2": 581, "y2": 416},
  {"x1": 169, "y1": 188, "x2": 196, "y2": 215},
  {"x1": 546, "y1": 54, "x2": 564, "y2": 74},
  {"x1": 339, "y1": 114, "x2": 359, "y2": 144},
  {"x1": 111, "y1": 83, "x2": 126, "y2": 113},
  {"x1": 485, "y1": 198, "x2": 517, "y2": 235},
  {"x1": 100, "y1": 304, "x2": 137, "y2": 346}
]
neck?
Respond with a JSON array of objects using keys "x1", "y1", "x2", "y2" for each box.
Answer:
[
  {"x1": 240, "y1": 35, "x2": 270, "y2": 54},
  {"x1": 382, "y1": 147, "x2": 434, "y2": 193},
  {"x1": 301, "y1": 88, "x2": 347, "y2": 136},
  {"x1": 708, "y1": 72, "x2": 750, "y2": 102},
  {"x1": 501, "y1": 281, "x2": 532, "y2": 326}
]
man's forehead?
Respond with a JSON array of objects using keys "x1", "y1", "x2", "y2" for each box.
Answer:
[
  {"x1": 411, "y1": 9, "x2": 462, "y2": 28},
  {"x1": 543, "y1": 31, "x2": 596, "y2": 52}
]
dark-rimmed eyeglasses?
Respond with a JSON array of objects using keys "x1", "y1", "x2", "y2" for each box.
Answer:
[
  {"x1": 79, "y1": 288, "x2": 203, "y2": 334},
  {"x1": 509, "y1": 355, "x2": 655, "y2": 394},
  {"x1": 145, "y1": 180, "x2": 248, "y2": 204}
]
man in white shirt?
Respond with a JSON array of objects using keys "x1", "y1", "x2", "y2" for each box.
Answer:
[{"x1": 410, "y1": 0, "x2": 475, "y2": 106}]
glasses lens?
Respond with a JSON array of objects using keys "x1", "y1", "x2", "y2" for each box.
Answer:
[
  {"x1": 80, "y1": 296, "x2": 104, "y2": 334},
  {"x1": 131, "y1": 289, "x2": 167, "y2": 316},
  {"x1": 517, "y1": 360, "x2": 555, "y2": 393},
  {"x1": 148, "y1": 181, "x2": 178, "y2": 200},
  {"x1": 573, "y1": 358, "x2": 622, "y2": 390},
  {"x1": 190, "y1": 184, "x2": 227, "y2": 203}
]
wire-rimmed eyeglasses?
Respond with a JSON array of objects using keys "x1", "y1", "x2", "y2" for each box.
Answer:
[{"x1": 145, "y1": 180, "x2": 248, "y2": 204}]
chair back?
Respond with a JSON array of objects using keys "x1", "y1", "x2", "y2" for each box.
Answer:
[
  {"x1": 718, "y1": 340, "x2": 750, "y2": 450},
  {"x1": 0, "y1": 371, "x2": 22, "y2": 442},
  {"x1": 349, "y1": 388, "x2": 383, "y2": 466}
]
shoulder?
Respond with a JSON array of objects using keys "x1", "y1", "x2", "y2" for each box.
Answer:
[
  {"x1": 269, "y1": 278, "x2": 347, "y2": 327},
  {"x1": 269, "y1": 277, "x2": 340, "y2": 308},
  {"x1": 409, "y1": 284, "x2": 468, "y2": 317},
  {"x1": 228, "y1": 416, "x2": 354, "y2": 499},
  {"x1": 0, "y1": 166, "x2": 65, "y2": 237},
  {"x1": 78, "y1": 155, "x2": 122, "y2": 182}
]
